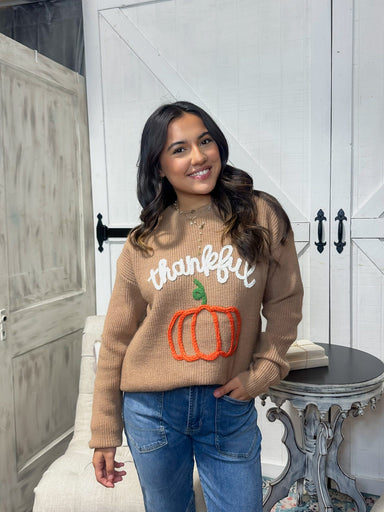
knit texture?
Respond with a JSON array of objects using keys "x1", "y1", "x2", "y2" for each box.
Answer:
[{"x1": 90, "y1": 196, "x2": 303, "y2": 448}]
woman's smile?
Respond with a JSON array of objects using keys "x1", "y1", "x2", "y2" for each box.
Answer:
[{"x1": 188, "y1": 167, "x2": 212, "y2": 179}]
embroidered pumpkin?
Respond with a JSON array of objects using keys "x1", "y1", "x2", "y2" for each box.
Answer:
[{"x1": 167, "y1": 279, "x2": 241, "y2": 362}]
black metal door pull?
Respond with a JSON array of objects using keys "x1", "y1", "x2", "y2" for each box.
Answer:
[
  {"x1": 96, "y1": 213, "x2": 131, "y2": 252},
  {"x1": 315, "y1": 209, "x2": 327, "y2": 253},
  {"x1": 334, "y1": 209, "x2": 347, "y2": 254}
]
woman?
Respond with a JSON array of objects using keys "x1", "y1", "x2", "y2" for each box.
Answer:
[{"x1": 90, "y1": 101, "x2": 303, "y2": 511}]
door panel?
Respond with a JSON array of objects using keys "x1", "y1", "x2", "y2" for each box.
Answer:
[
  {"x1": 4, "y1": 68, "x2": 84, "y2": 310},
  {"x1": 0, "y1": 34, "x2": 95, "y2": 512},
  {"x1": 331, "y1": 0, "x2": 384, "y2": 492},
  {"x1": 13, "y1": 332, "x2": 81, "y2": 473}
]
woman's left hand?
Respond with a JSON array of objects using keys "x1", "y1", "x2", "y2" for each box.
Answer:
[{"x1": 213, "y1": 377, "x2": 253, "y2": 401}]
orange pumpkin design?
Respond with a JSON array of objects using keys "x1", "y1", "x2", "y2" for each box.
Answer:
[{"x1": 167, "y1": 279, "x2": 241, "y2": 362}]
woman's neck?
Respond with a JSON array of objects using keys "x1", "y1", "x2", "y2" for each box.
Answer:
[{"x1": 175, "y1": 195, "x2": 212, "y2": 212}]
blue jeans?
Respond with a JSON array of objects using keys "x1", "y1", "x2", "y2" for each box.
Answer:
[{"x1": 123, "y1": 385, "x2": 263, "y2": 512}]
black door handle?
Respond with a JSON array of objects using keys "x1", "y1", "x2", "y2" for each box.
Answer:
[
  {"x1": 314, "y1": 209, "x2": 327, "y2": 253},
  {"x1": 334, "y1": 209, "x2": 347, "y2": 254},
  {"x1": 96, "y1": 213, "x2": 131, "y2": 252}
]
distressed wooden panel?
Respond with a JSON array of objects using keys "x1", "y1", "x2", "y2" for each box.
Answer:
[
  {"x1": 0, "y1": 34, "x2": 81, "y2": 93},
  {"x1": 13, "y1": 330, "x2": 81, "y2": 472},
  {"x1": 2, "y1": 66, "x2": 83, "y2": 312},
  {"x1": 0, "y1": 31, "x2": 95, "y2": 512}
]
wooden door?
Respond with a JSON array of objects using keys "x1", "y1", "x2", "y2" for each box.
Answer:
[
  {"x1": 330, "y1": 0, "x2": 384, "y2": 492},
  {"x1": 0, "y1": 34, "x2": 95, "y2": 512},
  {"x1": 83, "y1": 0, "x2": 332, "y2": 480}
]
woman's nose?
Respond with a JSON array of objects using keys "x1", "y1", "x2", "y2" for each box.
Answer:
[{"x1": 190, "y1": 145, "x2": 206, "y2": 165}]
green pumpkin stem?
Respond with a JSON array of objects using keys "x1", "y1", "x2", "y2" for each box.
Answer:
[{"x1": 193, "y1": 279, "x2": 207, "y2": 305}]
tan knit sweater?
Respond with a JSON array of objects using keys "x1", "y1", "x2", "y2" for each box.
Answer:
[{"x1": 90, "y1": 196, "x2": 303, "y2": 448}]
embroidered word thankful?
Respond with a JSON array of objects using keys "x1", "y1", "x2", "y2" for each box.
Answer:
[{"x1": 148, "y1": 244, "x2": 256, "y2": 290}]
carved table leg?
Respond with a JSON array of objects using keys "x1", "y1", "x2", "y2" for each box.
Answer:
[
  {"x1": 313, "y1": 421, "x2": 334, "y2": 512},
  {"x1": 263, "y1": 407, "x2": 306, "y2": 512},
  {"x1": 296, "y1": 478, "x2": 305, "y2": 506},
  {"x1": 325, "y1": 410, "x2": 366, "y2": 512},
  {"x1": 302, "y1": 404, "x2": 320, "y2": 497}
]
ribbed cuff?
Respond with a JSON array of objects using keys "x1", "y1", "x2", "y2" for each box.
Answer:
[
  {"x1": 237, "y1": 359, "x2": 282, "y2": 398},
  {"x1": 89, "y1": 425, "x2": 123, "y2": 449}
]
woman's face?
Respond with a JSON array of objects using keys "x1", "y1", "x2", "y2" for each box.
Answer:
[{"x1": 159, "y1": 113, "x2": 221, "y2": 210}]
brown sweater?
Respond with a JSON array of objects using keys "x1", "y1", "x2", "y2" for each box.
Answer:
[{"x1": 90, "y1": 196, "x2": 303, "y2": 448}]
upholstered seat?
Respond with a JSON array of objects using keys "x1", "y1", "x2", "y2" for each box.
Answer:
[{"x1": 33, "y1": 316, "x2": 207, "y2": 512}]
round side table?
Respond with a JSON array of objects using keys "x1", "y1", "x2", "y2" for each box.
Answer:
[{"x1": 260, "y1": 344, "x2": 384, "y2": 512}]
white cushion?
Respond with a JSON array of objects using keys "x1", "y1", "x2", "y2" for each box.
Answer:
[{"x1": 33, "y1": 316, "x2": 206, "y2": 512}]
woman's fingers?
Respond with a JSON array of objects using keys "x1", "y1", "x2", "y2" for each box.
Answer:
[{"x1": 93, "y1": 447, "x2": 126, "y2": 487}]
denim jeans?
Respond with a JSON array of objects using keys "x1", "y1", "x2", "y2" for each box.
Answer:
[{"x1": 123, "y1": 385, "x2": 263, "y2": 512}]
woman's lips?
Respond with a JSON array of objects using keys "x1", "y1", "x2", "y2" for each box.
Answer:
[{"x1": 188, "y1": 167, "x2": 211, "y2": 179}]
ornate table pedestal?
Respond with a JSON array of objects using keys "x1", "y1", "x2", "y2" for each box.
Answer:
[{"x1": 260, "y1": 344, "x2": 384, "y2": 512}]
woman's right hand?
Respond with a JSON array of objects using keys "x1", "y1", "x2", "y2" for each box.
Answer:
[{"x1": 92, "y1": 447, "x2": 126, "y2": 487}]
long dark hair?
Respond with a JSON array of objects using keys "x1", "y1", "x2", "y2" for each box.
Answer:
[{"x1": 130, "y1": 101, "x2": 291, "y2": 263}]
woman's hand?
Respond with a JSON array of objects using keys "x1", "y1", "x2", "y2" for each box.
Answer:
[
  {"x1": 93, "y1": 447, "x2": 126, "y2": 487},
  {"x1": 213, "y1": 376, "x2": 253, "y2": 401}
]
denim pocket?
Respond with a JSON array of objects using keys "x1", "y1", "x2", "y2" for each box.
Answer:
[
  {"x1": 123, "y1": 391, "x2": 168, "y2": 453},
  {"x1": 215, "y1": 395, "x2": 259, "y2": 459}
]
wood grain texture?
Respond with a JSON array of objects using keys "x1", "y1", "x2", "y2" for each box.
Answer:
[
  {"x1": 13, "y1": 331, "x2": 81, "y2": 472},
  {"x1": 3, "y1": 67, "x2": 83, "y2": 311},
  {"x1": 0, "y1": 32, "x2": 95, "y2": 512}
]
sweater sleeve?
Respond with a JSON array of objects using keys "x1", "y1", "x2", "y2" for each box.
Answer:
[
  {"x1": 89, "y1": 245, "x2": 147, "y2": 448},
  {"x1": 237, "y1": 224, "x2": 304, "y2": 398}
]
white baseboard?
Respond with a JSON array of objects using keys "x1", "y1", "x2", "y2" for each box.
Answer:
[
  {"x1": 261, "y1": 461, "x2": 284, "y2": 480},
  {"x1": 261, "y1": 461, "x2": 384, "y2": 498},
  {"x1": 355, "y1": 476, "x2": 384, "y2": 497}
]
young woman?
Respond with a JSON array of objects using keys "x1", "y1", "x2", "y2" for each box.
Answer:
[{"x1": 90, "y1": 101, "x2": 303, "y2": 511}]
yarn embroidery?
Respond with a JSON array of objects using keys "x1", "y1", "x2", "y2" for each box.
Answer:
[
  {"x1": 148, "y1": 244, "x2": 256, "y2": 290},
  {"x1": 167, "y1": 279, "x2": 241, "y2": 362}
]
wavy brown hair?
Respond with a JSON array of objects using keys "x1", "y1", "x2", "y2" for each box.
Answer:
[{"x1": 130, "y1": 101, "x2": 291, "y2": 264}]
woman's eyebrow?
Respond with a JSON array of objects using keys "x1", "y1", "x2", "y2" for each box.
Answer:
[{"x1": 166, "y1": 131, "x2": 210, "y2": 152}]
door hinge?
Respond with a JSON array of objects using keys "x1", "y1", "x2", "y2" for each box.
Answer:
[{"x1": 0, "y1": 309, "x2": 7, "y2": 342}]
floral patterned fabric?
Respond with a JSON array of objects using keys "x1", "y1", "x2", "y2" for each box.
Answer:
[{"x1": 262, "y1": 479, "x2": 378, "y2": 511}]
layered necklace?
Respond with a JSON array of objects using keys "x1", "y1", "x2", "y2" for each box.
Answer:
[{"x1": 173, "y1": 201, "x2": 212, "y2": 256}]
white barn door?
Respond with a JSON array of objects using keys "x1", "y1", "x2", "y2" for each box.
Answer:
[
  {"x1": 83, "y1": 0, "x2": 332, "y2": 482},
  {"x1": 84, "y1": 0, "x2": 384, "y2": 496},
  {"x1": 0, "y1": 35, "x2": 95, "y2": 512},
  {"x1": 330, "y1": 1, "x2": 384, "y2": 492}
]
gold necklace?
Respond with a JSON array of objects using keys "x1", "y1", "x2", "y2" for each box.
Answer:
[{"x1": 173, "y1": 201, "x2": 211, "y2": 256}]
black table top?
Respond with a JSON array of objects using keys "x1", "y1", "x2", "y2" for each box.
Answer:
[{"x1": 284, "y1": 344, "x2": 384, "y2": 386}]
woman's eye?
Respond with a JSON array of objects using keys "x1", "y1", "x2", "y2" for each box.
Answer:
[
  {"x1": 201, "y1": 137, "x2": 212, "y2": 145},
  {"x1": 172, "y1": 147, "x2": 185, "y2": 154}
]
